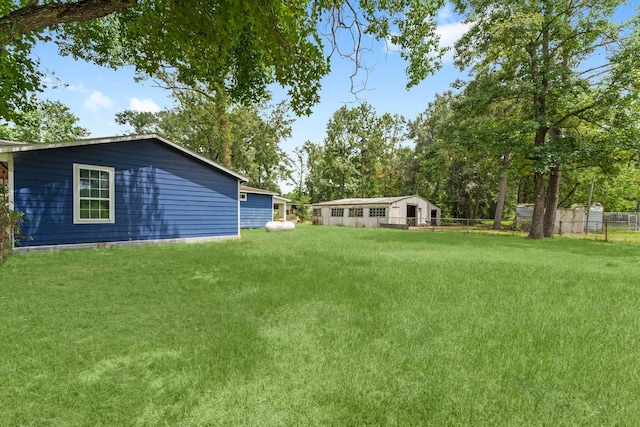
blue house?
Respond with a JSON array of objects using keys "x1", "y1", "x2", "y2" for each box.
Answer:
[
  {"x1": 239, "y1": 185, "x2": 289, "y2": 228},
  {"x1": 0, "y1": 135, "x2": 248, "y2": 251}
]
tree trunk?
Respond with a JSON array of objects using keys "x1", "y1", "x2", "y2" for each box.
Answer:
[
  {"x1": 216, "y1": 91, "x2": 232, "y2": 169},
  {"x1": 493, "y1": 152, "x2": 510, "y2": 230},
  {"x1": 360, "y1": 152, "x2": 365, "y2": 198},
  {"x1": 527, "y1": 19, "x2": 549, "y2": 239},
  {"x1": 528, "y1": 125, "x2": 549, "y2": 239},
  {"x1": 1, "y1": 0, "x2": 137, "y2": 45},
  {"x1": 528, "y1": 171, "x2": 546, "y2": 239},
  {"x1": 543, "y1": 166, "x2": 561, "y2": 237}
]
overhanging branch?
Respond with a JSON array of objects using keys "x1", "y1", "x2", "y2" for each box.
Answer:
[{"x1": 0, "y1": 0, "x2": 137, "y2": 46}]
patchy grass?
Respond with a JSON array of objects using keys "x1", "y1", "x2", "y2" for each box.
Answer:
[{"x1": 1, "y1": 225, "x2": 640, "y2": 425}]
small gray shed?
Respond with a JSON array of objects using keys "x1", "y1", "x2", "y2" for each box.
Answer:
[{"x1": 312, "y1": 196, "x2": 441, "y2": 228}]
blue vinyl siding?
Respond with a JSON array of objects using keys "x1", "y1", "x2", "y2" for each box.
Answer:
[
  {"x1": 240, "y1": 193, "x2": 273, "y2": 228},
  {"x1": 13, "y1": 138, "x2": 239, "y2": 247}
]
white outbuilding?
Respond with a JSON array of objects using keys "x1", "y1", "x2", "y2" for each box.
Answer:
[{"x1": 312, "y1": 196, "x2": 441, "y2": 228}]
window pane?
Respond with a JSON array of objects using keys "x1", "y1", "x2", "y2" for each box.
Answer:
[
  {"x1": 90, "y1": 189, "x2": 100, "y2": 198},
  {"x1": 79, "y1": 189, "x2": 90, "y2": 197},
  {"x1": 90, "y1": 170, "x2": 99, "y2": 179},
  {"x1": 100, "y1": 190, "x2": 110, "y2": 199},
  {"x1": 99, "y1": 202, "x2": 110, "y2": 218},
  {"x1": 80, "y1": 169, "x2": 89, "y2": 178},
  {"x1": 80, "y1": 200, "x2": 90, "y2": 209}
]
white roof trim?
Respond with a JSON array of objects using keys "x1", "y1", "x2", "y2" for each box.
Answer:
[
  {"x1": 0, "y1": 134, "x2": 248, "y2": 182},
  {"x1": 240, "y1": 185, "x2": 278, "y2": 196}
]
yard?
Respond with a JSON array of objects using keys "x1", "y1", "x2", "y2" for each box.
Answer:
[{"x1": 1, "y1": 225, "x2": 640, "y2": 425}]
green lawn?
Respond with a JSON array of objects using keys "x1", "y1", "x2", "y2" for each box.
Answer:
[{"x1": 1, "y1": 225, "x2": 640, "y2": 425}]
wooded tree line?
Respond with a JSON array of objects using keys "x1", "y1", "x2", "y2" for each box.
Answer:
[
  {"x1": 1, "y1": 0, "x2": 639, "y2": 238},
  {"x1": 292, "y1": 94, "x2": 640, "y2": 225}
]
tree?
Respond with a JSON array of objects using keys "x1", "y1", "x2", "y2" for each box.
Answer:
[
  {"x1": 229, "y1": 102, "x2": 294, "y2": 191},
  {"x1": 0, "y1": 99, "x2": 89, "y2": 142},
  {"x1": 408, "y1": 92, "x2": 487, "y2": 218},
  {"x1": 1, "y1": 0, "x2": 448, "y2": 123},
  {"x1": 451, "y1": 0, "x2": 640, "y2": 238},
  {"x1": 299, "y1": 140, "x2": 327, "y2": 203},
  {"x1": 451, "y1": 83, "x2": 530, "y2": 228},
  {"x1": 114, "y1": 109, "x2": 165, "y2": 135},
  {"x1": 318, "y1": 103, "x2": 406, "y2": 200}
]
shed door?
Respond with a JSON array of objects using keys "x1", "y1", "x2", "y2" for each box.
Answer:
[{"x1": 406, "y1": 205, "x2": 417, "y2": 226}]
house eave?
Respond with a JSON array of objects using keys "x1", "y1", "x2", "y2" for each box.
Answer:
[{"x1": 0, "y1": 134, "x2": 249, "y2": 182}]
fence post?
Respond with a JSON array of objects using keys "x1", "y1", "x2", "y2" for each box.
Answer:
[
  {"x1": 559, "y1": 220, "x2": 563, "y2": 236},
  {"x1": 605, "y1": 220, "x2": 608, "y2": 242},
  {"x1": 466, "y1": 218, "x2": 469, "y2": 234}
]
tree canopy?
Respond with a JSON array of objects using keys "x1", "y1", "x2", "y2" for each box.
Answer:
[
  {"x1": 0, "y1": 99, "x2": 89, "y2": 142},
  {"x1": 1, "y1": 0, "x2": 447, "y2": 123}
]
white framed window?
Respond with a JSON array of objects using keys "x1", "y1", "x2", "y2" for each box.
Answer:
[
  {"x1": 240, "y1": 192, "x2": 247, "y2": 201},
  {"x1": 73, "y1": 164, "x2": 115, "y2": 224},
  {"x1": 312, "y1": 209, "x2": 321, "y2": 217},
  {"x1": 369, "y1": 207, "x2": 386, "y2": 217}
]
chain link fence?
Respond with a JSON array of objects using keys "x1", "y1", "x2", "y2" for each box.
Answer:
[{"x1": 407, "y1": 213, "x2": 640, "y2": 242}]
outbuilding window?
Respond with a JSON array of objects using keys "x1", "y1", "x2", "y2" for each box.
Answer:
[
  {"x1": 331, "y1": 208, "x2": 344, "y2": 217},
  {"x1": 349, "y1": 208, "x2": 363, "y2": 217},
  {"x1": 369, "y1": 207, "x2": 386, "y2": 217},
  {"x1": 73, "y1": 164, "x2": 115, "y2": 224},
  {"x1": 240, "y1": 192, "x2": 247, "y2": 201},
  {"x1": 312, "y1": 209, "x2": 321, "y2": 217}
]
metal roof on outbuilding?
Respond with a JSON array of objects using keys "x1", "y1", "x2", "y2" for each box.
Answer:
[
  {"x1": 312, "y1": 196, "x2": 423, "y2": 206},
  {"x1": 0, "y1": 140, "x2": 28, "y2": 146}
]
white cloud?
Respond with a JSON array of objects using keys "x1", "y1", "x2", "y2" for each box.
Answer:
[
  {"x1": 129, "y1": 97, "x2": 161, "y2": 113},
  {"x1": 436, "y1": 2, "x2": 471, "y2": 63},
  {"x1": 83, "y1": 91, "x2": 114, "y2": 111},
  {"x1": 67, "y1": 83, "x2": 89, "y2": 93},
  {"x1": 437, "y1": 21, "x2": 471, "y2": 48},
  {"x1": 437, "y1": 2, "x2": 457, "y2": 24}
]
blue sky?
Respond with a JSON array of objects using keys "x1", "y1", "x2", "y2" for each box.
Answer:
[{"x1": 33, "y1": 3, "x2": 470, "y2": 153}]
